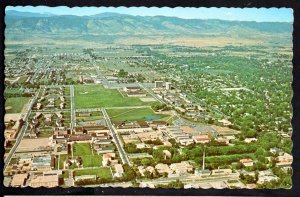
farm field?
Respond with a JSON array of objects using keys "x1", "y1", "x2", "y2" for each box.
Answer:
[
  {"x1": 107, "y1": 107, "x2": 169, "y2": 122},
  {"x1": 5, "y1": 97, "x2": 30, "y2": 113},
  {"x1": 73, "y1": 143, "x2": 102, "y2": 167},
  {"x1": 74, "y1": 85, "x2": 155, "y2": 108}
]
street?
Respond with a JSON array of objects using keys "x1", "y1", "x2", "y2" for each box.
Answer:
[
  {"x1": 101, "y1": 108, "x2": 131, "y2": 166},
  {"x1": 4, "y1": 88, "x2": 41, "y2": 170},
  {"x1": 70, "y1": 85, "x2": 76, "y2": 130}
]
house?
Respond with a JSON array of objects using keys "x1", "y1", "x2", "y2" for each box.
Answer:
[
  {"x1": 170, "y1": 161, "x2": 194, "y2": 175},
  {"x1": 163, "y1": 150, "x2": 172, "y2": 160},
  {"x1": 30, "y1": 174, "x2": 59, "y2": 187},
  {"x1": 29, "y1": 128, "x2": 39, "y2": 138},
  {"x1": 240, "y1": 159, "x2": 254, "y2": 167},
  {"x1": 60, "y1": 96, "x2": 65, "y2": 102},
  {"x1": 34, "y1": 112, "x2": 43, "y2": 120},
  {"x1": 276, "y1": 153, "x2": 293, "y2": 167},
  {"x1": 136, "y1": 143, "x2": 150, "y2": 149},
  {"x1": 179, "y1": 138, "x2": 194, "y2": 146},
  {"x1": 102, "y1": 153, "x2": 116, "y2": 167},
  {"x1": 60, "y1": 102, "x2": 65, "y2": 109},
  {"x1": 244, "y1": 138, "x2": 258, "y2": 143},
  {"x1": 218, "y1": 119, "x2": 232, "y2": 126},
  {"x1": 138, "y1": 166, "x2": 146, "y2": 176},
  {"x1": 155, "y1": 163, "x2": 173, "y2": 175},
  {"x1": 215, "y1": 137, "x2": 230, "y2": 144},
  {"x1": 55, "y1": 112, "x2": 63, "y2": 119},
  {"x1": 257, "y1": 170, "x2": 279, "y2": 185},
  {"x1": 114, "y1": 164, "x2": 124, "y2": 177},
  {"x1": 55, "y1": 119, "x2": 64, "y2": 127},
  {"x1": 10, "y1": 173, "x2": 28, "y2": 187},
  {"x1": 138, "y1": 166, "x2": 156, "y2": 176},
  {"x1": 44, "y1": 114, "x2": 52, "y2": 123},
  {"x1": 193, "y1": 135, "x2": 211, "y2": 144},
  {"x1": 270, "y1": 147, "x2": 284, "y2": 155}
]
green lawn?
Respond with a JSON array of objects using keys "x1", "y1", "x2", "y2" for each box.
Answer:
[
  {"x1": 74, "y1": 167, "x2": 112, "y2": 179},
  {"x1": 73, "y1": 143, "x2": 102, "y2": 167},
  {"x1": 62, "y1": 170, "x2": 69, "y2": 178},
  {"x1": 107, "y1": 107, "x2": 168, "y2": 122},
  {"x1": 5, "y1": 97, "x2": 30, "y2": 113},
  {"x1": 76, "y1": 115, "x2": 104, "y2": 122},
  {"x1": 59, "y1": 154, "x2": 68, "y2": 170},
  {"x1": 38, "y1": 130, "x2": 54, "y2": 137},
  {"x1": 74, "y1": 85, "x2": 155, "y2": 108}
]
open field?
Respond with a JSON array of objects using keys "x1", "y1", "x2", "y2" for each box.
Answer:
[
  {"x1": 73, "y1": 143, "x2": 102, "y2": 167},
  {"x1": 74, "y1": 85, "x2": 153, "y2": 108},
  {"x1": 59, "y1": 154, "x2": 68, "y2": 170},
  {"x1": 5, "y1": 97, "x2": 30, "y2": 113},
  {"x1": 107, "y1": 107, "x2": 168, "y2": 122},
  {"x1": 74, "y1": 167, "x2": 112, "y2": 179}
]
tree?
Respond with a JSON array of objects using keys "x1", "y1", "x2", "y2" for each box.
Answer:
[
  {"x1": 118, "y1": 69, "x2": 128, "y2": 78},
  {"x1": 136, "y1": 74, "x2": 145, "y2": 82},
  {"x1": 141, "y1": 158, "x2": 153, "y2": 166}
]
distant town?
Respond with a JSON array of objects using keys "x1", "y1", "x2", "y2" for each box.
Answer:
[{"x1": 4, "y1": 9, "x2": 293, "y2": 189}]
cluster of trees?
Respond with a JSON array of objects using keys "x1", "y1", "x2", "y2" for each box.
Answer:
[
  {"x1": 75, "y1": 176, "x2": 114, "y2": 186},
  {"x1": 141, "y1": 45, "x2": 292, "y2": 160},
  {"x1": 144, "y1": 139, "x2": 163, "y2": 145},
  {"x1": 118, "y1": 69, "x2": 128, "y2": 78},
  {"x1": 4, "y1": 91, "x2": 33, "y2": 98},
  {"x1": 151, "y1": 103, "x2": 170, "y2": 111},
  {"x1": 124, "y1": 143, "x2": 151, "y2": 154}
]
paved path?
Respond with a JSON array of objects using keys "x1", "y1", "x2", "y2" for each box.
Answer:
[
  {"x1": 138, "y1": 82, "x2": 165, "y2": 104},
  {"x1": 70, "y1": 85, "x2": 76, "y2": 129},
  {"x1": 101, "y1": 108, "x2": 131, "y2": 166},
  {"x1": 138, "y1": 173, "x2": 239, "y2": 186}
]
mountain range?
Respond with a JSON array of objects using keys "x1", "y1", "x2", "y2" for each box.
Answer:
[{"x1": 5, "y1": 10, "x2": 292, "y2": 36}]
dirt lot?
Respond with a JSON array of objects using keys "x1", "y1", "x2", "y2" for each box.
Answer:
[
  {"x1": 4, "y1": 113, "x2": 22, "y2": 122},
  {"x1": 17, "y1": 138, "x2": 52, "y2": 152}
]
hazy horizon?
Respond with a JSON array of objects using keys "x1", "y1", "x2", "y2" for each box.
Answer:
[{"x1": 6, "y1": 6, "x2": 293, "y2": 23}]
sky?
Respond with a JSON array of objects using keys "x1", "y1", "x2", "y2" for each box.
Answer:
[{"x1": 6, "y1": 6, "x2": 293, "y2": 22}]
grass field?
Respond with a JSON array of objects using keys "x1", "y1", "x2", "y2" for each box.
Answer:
[
  {"x1": 107, "y1": 107, "x2": 168, "y2": 122},
  {"x1": 74, "y1": 167, "x2": 112, "y2": 179},
  {"x1": 73, "y1": 143, "x2": 102, "y2": 167},
  {"x1": 75, "y1": 85, "x2": 154, "y2": 108},
  {"x1": 5, "y1": 97, "x2": 29, "y2": 113},
  {"x1": 59, "y1": 154, "x2": 68, "y2": 170}
]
